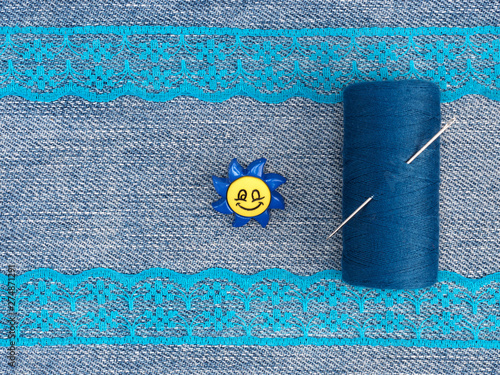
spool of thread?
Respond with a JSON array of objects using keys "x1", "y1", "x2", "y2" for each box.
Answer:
[{"x1": 342, "y1": 80, "x2": 440, "y2": 289}]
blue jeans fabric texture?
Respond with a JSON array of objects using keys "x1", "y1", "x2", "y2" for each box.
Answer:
[
  {"x1": 1, "y1": 0, "x2": 500, "y2": 374},
  {"x1": 3, "y1": 95, "x2": 500, "y2": 278}
]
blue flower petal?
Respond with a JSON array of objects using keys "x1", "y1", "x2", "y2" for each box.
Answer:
[
  {"x1": 269, "y1": 191, "x2": 285, "y2": 210},
  {"x1": 263, "y1": 173, "x2": 287, "y2": 191},
  {"x1": 212, "y1": 197, "x2": 233, "y2": 214},
  {"x1": 212, "y1": 176, "x2": 230, "y2": 196},
  {"x1": 247, "y1": 158, "x2": 266, "y2": 178},
  {"x1": 253, "y1": 210, "x2": 270, "y2": 228},
  {"x1": 233, "y1": 215, "x2": 251, "y2": 227},
  {"x1": 228, "y1": 159, "x2": 245, "y2": 182}
]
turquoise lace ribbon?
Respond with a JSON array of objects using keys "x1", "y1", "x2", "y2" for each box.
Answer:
[
  {"x1": 1, "y1": 268, "x2": 500, "y2": 348},
  {"x1": 0, "y1": 26, "x2": 500, "y2": 103}
]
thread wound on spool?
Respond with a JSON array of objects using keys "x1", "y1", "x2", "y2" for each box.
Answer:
[{"x1": 342, "y1": 80, "x2": 440, "y2": 290}]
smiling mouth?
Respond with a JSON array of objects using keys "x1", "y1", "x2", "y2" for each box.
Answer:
[{"x1": 236, "y1": 202, "x2": 263, "y2": 211}]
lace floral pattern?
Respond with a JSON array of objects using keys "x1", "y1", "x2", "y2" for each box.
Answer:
[
  {"x1": 1, "y1": 268, "x2": 500, "y2": 347},
  {"x1": 0, "y1": 26, "x2": 500, "y2": 102}
]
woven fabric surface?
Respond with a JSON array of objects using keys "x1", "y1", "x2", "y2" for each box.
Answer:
[{"x1": 2, "y1": 0, "x2": 500, "y2": 374}]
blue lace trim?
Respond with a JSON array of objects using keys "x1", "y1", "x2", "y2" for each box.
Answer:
[
  {"x1": 0, "y1": 26, "x2": 500, "y2": 103},
  {"x1": 1, "y1": 268, "x2": 500, "y2": 348}
]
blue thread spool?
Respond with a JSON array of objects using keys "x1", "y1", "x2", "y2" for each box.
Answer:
[{"x1": 342, "y1": 80, "x2": 440, "y2": 289}]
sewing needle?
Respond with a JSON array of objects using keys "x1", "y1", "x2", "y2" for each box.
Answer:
[
  {"x1": 406, "y1": 117, "x2": 456, "y2": 164},
  {"x1": 327, "y1": 196, "x2": 374, "y2": 239},
  {"x1": 328, "y1": 117, "x2": 456, "y2": 239}
]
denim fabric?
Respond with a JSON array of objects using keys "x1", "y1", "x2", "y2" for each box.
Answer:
[
  {"x1": 4, "y1": 345, "x2": 500, "y2": 375},
  {"x1": 3, "y1": 95, "x2": 499, "y2": 279},
  {"x1": 2, "y1": 0, "x2": 500, "y2": 374},
  {"x1": 3, "y1": 93, "x2": 500, "y2": 375},
  {"x1": 0, "y1": 0, "x2": 499, "y2": 29}
]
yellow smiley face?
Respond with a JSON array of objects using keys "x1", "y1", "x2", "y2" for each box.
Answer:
[{"x1": 226, "y1": 176, "x2": 271, "y2": 217}]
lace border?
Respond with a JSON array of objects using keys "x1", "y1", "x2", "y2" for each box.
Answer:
[
  {"x1": 0, "y1": 26, "x2": 499, "y2": 103},
  {"x1": 1, "y1": 268, "x2": 500, "y2": 348}
]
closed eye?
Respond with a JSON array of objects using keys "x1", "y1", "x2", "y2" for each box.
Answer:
[
  {"x1": 252, "y1": 189, "x2": 264, "y2": 202},
  {"x1": 235, "y1": 189, "x2": 247, "y2": 201}
]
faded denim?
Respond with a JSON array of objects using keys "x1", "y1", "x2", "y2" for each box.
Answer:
[{"x1": 1, "y1": 0, "x2": 500, "y2": 374}]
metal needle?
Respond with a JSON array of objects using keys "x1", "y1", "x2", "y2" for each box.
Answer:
[
  {"x1": 328, "y1": 117, "x2": 456, "y2": 239},
  {"x1": 406, "y1": 117, "x2": 456, "y2": 164},
  {"x1": 327, "y1": 196, "x2": 374, "y2": 239}
]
